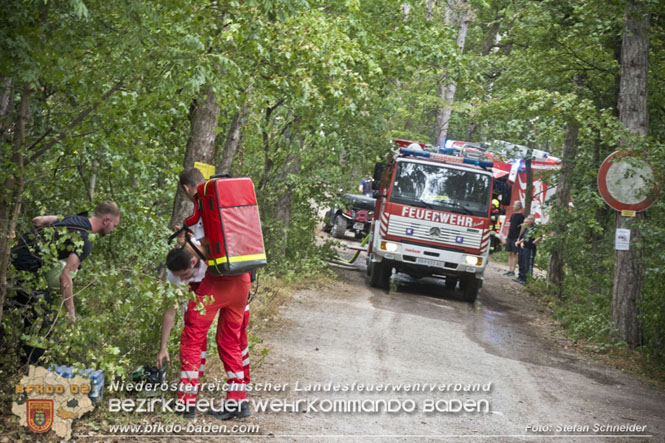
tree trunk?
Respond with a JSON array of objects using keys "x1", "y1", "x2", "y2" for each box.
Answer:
[
  {"x1": 401, "y1": 3, "x2": 411, "y2": 22},
  {"x1": 481, "y1": 15, "x2": 502, "y2": 56},
  {"x1": 434, "y1": 0, "x2": 471, "y2": 147},
  {"x1": 547, "y1": 120, "x2": 579, "y2": 294},
  {"x1": 217, "y1": 103, "x2": 249, "y2": 175},
  {"x1": 426, "y1": 0, "x2": 435, "y2": 21},
  {"x1": 465, "y1": 122, "x2": 478, "y2": 141},
  {"x1": 611, "y1": 2, "x2": 649, "y2": 347},
  {"x1": 0, "y1": 77, "x2": 13, "y2": 142},
  {"x1": 590, "y1": 138, "x2": 610, "y2": 295},
  {"x1": 273, "y1": 136, "x2": 302, "y2": 257},
  {"x1": 169, "y1": 85, "x2": 220, "y2": 229},
  {"x1": 257, "y1": 99, "x2": 284, "y2": 193},
  {"x1": 89, "y1": 160, "x2": 98, "y2": 201},
  {"x1": 0, "y1": 84, "x2": 30, "y2": 325}
]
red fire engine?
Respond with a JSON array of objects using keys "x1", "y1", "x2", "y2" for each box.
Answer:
[
  {"x1": 366, "y1": 140, "x2": 495, "y2": 302},
  {"x1": 444, "y1": 139, "x2": 562, "y2": 241}
]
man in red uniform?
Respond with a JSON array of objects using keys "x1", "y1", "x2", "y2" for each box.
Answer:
[
  {"x1": 157, "y1": 247, "x2": 252, "y2": 419},
  {"x1": 168, "y1": 168, "x2": 252, "y2": 419},
  {"x1": 178, "y1": 270, "x2": 251, "y2": 418},
  {"x1": 156, "y1": 247, "x2": 207, "y2": 377}
]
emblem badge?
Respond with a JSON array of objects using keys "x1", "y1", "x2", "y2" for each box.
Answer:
[
  {"x1": 429, "y1": 227, "x2": 441, "y2": 237},
  {"x1": 27, "y1": 399, "x2": 54, "y2": 433},
  {"x1": 456, "y1": 236, "x2": 464, "y2": 243}
]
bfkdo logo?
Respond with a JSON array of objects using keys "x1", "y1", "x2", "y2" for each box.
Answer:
[{"x1": 27, "y1": 399, "x2": 54, "y2": 433}]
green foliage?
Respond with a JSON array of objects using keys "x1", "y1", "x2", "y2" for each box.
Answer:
[
  {"x1": 638, "y1": 196, "x2": 665, "y2": 359},
  {"x1": 554, "y1": 290, "x2": 613, "y2": 344}
]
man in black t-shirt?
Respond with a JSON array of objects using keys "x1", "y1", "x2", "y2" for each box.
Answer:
[
  {"x1": 503, "y1": 201, "x2": 525, "y2": 277},
  {"x1": 514, "y1": 214, "x2": 540, "y2": 284},
  {"x1": 10, "y1": 201, "x2": 121, "y2": 363},
  {"x1": 13, "y1": 200, "x2": 121, "y2": 320},
  {"x1": 13, "y1": 214, "x2": 94, "y2": 273}
]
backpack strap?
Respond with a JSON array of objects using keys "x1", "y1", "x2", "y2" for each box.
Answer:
[
  {"x1": 185, "y1": 234, "x2": 207, "y2": 262},
  {"x1": 168, "y1": 226, "x2": 207, "y2": 262}
]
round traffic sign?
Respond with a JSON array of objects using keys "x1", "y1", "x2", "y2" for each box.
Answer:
[{"x1": 597, "y1": 151, "x2": 659, "y2": 212}]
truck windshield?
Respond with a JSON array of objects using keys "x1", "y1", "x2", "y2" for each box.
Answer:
[{"x1": 390, "y1": 161, "x2": 491, "y2": 217}]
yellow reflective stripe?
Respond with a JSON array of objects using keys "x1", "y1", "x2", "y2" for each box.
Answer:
[
  {"x1": 203, "y1": 179, "x2": 213, "y2": 195},
  {"x1": 208, "y1": 254, "x2": 266, "y2": 266}
]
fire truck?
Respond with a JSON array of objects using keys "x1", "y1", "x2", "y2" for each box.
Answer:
[
  {"x1": 366, "y1": 140, "x2": 495, "y2": 302},
  {"x1": 489, "y1": 141, "x2": 561, "y2": 235}
]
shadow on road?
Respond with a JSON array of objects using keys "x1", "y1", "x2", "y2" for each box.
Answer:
[{"x1": 391, "y1": 272, "x2": 474, "y2": 304}]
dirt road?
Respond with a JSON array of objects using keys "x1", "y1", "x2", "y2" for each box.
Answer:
[{"x1": 247, "y1": 248, "x2": 665, "y2": 442}]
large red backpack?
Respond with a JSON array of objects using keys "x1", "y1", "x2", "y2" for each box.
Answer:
[{"x1": 183, "y1": 175, "x2": 267, "y2": 275}]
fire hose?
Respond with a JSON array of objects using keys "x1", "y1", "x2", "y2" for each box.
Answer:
[{"x1": 326, "y1": 234, "x2": 370, "y2": 269}]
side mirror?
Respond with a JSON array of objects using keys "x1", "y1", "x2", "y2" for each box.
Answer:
[{"x1": 373, "y1": 162, "x2": 387, "y2": 191}]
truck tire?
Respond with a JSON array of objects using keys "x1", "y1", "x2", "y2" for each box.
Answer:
[
  {"x1": 460, "y1": 276, "x2": 480, "y2": 303},
  {"x1": 445, "y1": 277, "x2": 458, "y2": 290},
  {"x1": 368, "y1": 258, "x2": 391, "y2": 290},
  {"x1": 330, "y1": 215, "x2": 346, "y2": 239}
]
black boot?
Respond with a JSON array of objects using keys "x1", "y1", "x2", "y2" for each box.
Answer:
[
  {"x1": 209, "y1": 400, "x2": 250, "y2": 420},
  {"x1": 176, "y1": 404, "x2": 196, "y2": 419}
]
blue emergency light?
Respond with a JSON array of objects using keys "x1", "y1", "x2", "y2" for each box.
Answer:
[{"x1": 398, "y1": 148, "x2": 494, "y2": 169}]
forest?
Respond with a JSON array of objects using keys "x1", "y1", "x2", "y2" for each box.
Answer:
[{"x1": 1, "y1": 0, "x2": 664, "y2": 385}]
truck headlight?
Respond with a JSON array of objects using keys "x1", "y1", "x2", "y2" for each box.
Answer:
[
  {"x1": 380, "y1": 241, "x2": 399, "y2": 253},
  {"x1": 465, "y1": 256, "x2": 483, "y2": 266}
]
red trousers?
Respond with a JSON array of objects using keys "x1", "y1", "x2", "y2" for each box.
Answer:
[
  {"x1": 178, "y1": 272, "x2": 250, "y2": 405},
  {"x1": 197, "y1": 304, "x2": 250, "y2": 382},
  {"x1": 241, "y1": 303, "x2": 250, "y2": 382}
]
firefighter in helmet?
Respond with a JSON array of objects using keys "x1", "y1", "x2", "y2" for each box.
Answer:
[{"x1": 489, "y1": 198, "x2": 504, "y2": 253}]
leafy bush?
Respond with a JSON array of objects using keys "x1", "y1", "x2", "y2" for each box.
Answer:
[{"x1": 553, "y1": 290, "x2": 612, "y2": 343}]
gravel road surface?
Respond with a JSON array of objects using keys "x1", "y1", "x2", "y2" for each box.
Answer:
[{"x1": 246, "y1": 248, "x2": 665, "y2": 443}]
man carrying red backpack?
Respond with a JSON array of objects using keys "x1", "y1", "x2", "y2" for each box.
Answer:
[{"x1": 166, "y1": 168, "x2": 256, "y2": 419}]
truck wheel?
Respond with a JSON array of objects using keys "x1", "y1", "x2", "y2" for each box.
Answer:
[
  {"x1": 330, "y1": 215, "x2": 346, "y2": 239},
  {"x1": 460, "y1": 276, "x2": 480, "y2": 303},
  {"x1": 445, "y1": 277, "x2": 458, "y2": 290},
  {"x1": 368, "y1": 259, "x2": 391, "y2": 290}
]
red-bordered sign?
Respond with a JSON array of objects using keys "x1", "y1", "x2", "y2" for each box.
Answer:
[{"x1": 598, "y1": 151, "x2": 660, "y2": 212}]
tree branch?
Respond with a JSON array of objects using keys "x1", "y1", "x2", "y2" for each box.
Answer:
[{"x1": 26, "y1": 79, "x2": 124, "y2": 166}]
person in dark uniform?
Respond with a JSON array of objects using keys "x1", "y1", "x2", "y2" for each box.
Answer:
[
  {"x1": 503, "y1": 201, "x2": 524, "y2": 277},
  {"x1": 514, "y1": 214, "x2": 541, "y2": 284},
  {"x1": 358, "y1": 175, "x2": 374, "y2": 197},
  {"x1": 10, "y1": 201, "x2": 121, "y2": 363}
]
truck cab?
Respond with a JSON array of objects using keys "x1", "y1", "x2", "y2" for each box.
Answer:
[{"x1": 366, "y1": 140, "x2": 494, "y2": 302}]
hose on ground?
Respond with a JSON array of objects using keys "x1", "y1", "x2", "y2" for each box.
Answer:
[{"x1": 325, "y1": 233, "x2": 370, "y2": 267}]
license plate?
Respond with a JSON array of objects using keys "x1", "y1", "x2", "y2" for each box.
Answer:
[
  {"x1": 416, "y1": 258, "x2": 445, "y2": 268},
  {"x1": 353, "y1": 222, "x2": 364, "y2": 230}
]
